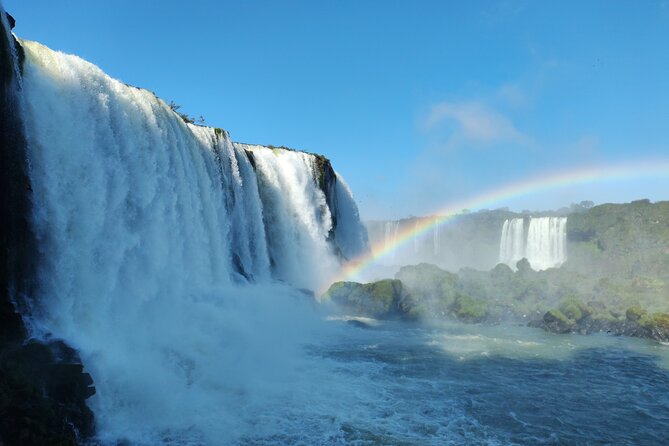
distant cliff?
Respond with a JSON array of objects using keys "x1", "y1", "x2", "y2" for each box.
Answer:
[{"x1": 365, "y1": 200, "x2": 669, "y2": 278}]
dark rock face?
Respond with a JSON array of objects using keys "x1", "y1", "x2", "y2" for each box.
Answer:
[
  {"x1": 0, "y1": 341, "x2": 96, "y2": 445},
  {"x1": 1, "y1": 8, "x2": 35, "y2": 348},
  {"x1": 4, "y1": 12, "x2": 15, "y2": 29},
  {"x1": 312, "y1": 154, "x2": 339, "y2": 244},
  {"x1": 0, "y1": 12, "x2": 96, "y2": 445}
]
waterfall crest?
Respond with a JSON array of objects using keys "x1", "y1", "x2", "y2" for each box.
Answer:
[{"x1": 499, "y1": 217, "x2": 567, "y2": 270}]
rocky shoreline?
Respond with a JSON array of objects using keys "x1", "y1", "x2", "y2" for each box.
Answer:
[{"x1": 324, "y1": 261, "x2": 669, "y2": 344}]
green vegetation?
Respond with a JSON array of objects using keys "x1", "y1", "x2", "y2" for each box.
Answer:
[
  {"x1": 328, "y1": 200, "x2": 669, "y2": 341},
  {"x1": 559, "y1": 297, "x2": 592, "y2": 321},
  {"x1": 451, "y1": 295, "x2": 488, "y2": 322},
  {"x1": 626, "y1": 305, "x2": 647, "y2": 322},
  {"x1": 323, "y1": 279, "x2": 411, "y2": 319},
  {"x1": 168, "y1": 101, "x2": 205, "y2": 125}
]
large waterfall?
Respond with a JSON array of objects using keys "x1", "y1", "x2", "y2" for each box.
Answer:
[
  {"x1": 499, "y1": 217, "x2": 567, "y2": 270},
  {"x1": 10, "y1": 34, "x2": 368, "y2": 444}
]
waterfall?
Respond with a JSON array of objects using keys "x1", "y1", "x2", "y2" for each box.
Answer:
[
  {"x1": 330, "y1": 172, "x2": 370, "y2": 260},
  {"x1": 234, "y1": 144, "x2": 337, "y2": 288},
  {"x1": 433, "y1": 224, "x2": 440, "y2": 256},
  {"x1": 384, "y1": 221, "x2": 399, "y2": 261},
  {"x1": 499, "y1": 217, "x2": 567, "y2": 270},
  {"x1": 499, "y1": 218, "x2": 525, "y2": 267},
  {"x1": 525, "y1": 217, "x2": 567, "y2": 270},
  {"x1": 13, "y1": 36, "x2": 368, "y2": 444}
]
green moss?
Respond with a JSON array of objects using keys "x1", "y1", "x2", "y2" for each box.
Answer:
[
  {"x1": 363, "y1": 279, "x2": 396, "y2": 302},
  {"x1": 451, "y1": 295, "x2": 487, "y2": 322},
  {"x1": 626, "y1": 305, "x2": 647, "y2": 322},
  {"x1": 559, "y1": 297, "x2": 591, "y2": 321},
  {"x1": 323, "y1": 279, "x2": 408, "y2": 319},
  {"x1": 547, "y1": 308, "x2": 571, "y2": 325},
  {"x1": 639, "y1": 312, "x2": 669, "y2": 331},
  {"x1": 653, "y1": 313, "x2": 669, "y2": 330}
]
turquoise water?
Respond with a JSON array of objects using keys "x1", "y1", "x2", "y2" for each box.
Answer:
[{"x1": 246, "y1": 321, "x2": 669, "y2": 446}]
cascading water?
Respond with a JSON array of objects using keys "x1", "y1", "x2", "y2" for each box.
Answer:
[
  {"x1": 330, "y1": 172, "x2": 370, "y2": 260},
  {"x1": 384, "y1": 220, "x2": 400, "y2": 261},
  {"x1": 499, "y1": 217, "x2": 567, "y2": 270},
  {"x1": 14, "y1": 35, "x2": 368, "y2": 444},
  {"x1": 525, "y1": 217, "x2": 567, "y2": 270},
  {"x1": 499, "y1": 218, "x2": 525, "y2": 267}
]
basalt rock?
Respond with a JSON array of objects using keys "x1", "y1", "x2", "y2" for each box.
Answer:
[{"x1": 0, "y1": 11, "x2": 95, "y2": 445}]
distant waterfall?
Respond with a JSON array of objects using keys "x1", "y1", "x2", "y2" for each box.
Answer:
[
  {"x1": 499, "y1": 217, "x2": 567, "y2": 270},
  {"x1": 433, "y1": 224, "x2": 440, "y2": 255},
  {"x1": 499, "y1": 218, "x2": 525, "y2": 266},
  {"x1": 384, "y1": 221, "x2": 399, "y2": 261},
  {"x1": 525, "y1": 217, "x2": 567, "y2": 270}
]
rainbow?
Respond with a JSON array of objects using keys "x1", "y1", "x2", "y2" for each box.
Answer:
[{"x1": 322, "y1": 159, "x2": 669, "y2": 292}]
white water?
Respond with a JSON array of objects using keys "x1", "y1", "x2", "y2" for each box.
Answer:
[
  {"x1": 234, "y1": 144, "x2": 338, "y2": 289},
  {"x1": 499, "y1": 218, "x2": 525, "y2": 267},
  {"x1": 499, "y1": 217, "x2": 567, "y2": 270},
  {"x1": 18, "y1": 38, "x2": 368, "y2": 444},
  {"x1": 525, "y1": 217, "x2": 568, "y2": 270},
  {"x1": 384, "y1": 220, "x2": 400, "y2": 261},
  {"x1": 331, "y1": 172, "x2": 370, "y2": 260}
]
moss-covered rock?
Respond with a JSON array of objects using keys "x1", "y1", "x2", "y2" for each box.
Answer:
[
  {"x1": 450, "y1": 294, "x2": 488, "y2": 322},
  {"x1": 541, "y1": 309, "x2": 574, "y2": 333},
  {"x1": 626, "y1": 305, "x2": 647, "y2": 322},
  {"x1": 323, "y1": 279, "x2": 412, "y2": 319},
  {"x1": 559, "y1": 297, "x2": 592, "y2": 321}
]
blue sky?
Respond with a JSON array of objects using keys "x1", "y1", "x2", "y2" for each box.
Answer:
[{"x1": 5, "y1": 0, "x2": 669, "y2": 219}]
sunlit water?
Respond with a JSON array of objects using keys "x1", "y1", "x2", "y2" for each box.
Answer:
[{"x1": 240, "y1": 320, "x2": 669, "y2": 446}]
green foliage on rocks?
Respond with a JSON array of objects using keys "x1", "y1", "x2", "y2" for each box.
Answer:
[
  {"x1": 451, "y1": 295, "x2": 488, "y2": 322},
  {"x1": 559, "y1": 297, "x2": 592, "y2": 321},
  {"x1": 323, "y1": 279, "x2": 411, "y2": 319},
  {"x1": 168, "y1": 100, "x2": 205, "y2": 125},
  {"x1": 335, "y1": 200, "x2": 669, "y2": 340},
  {"x1": 566, "y1": 200, "x2": 669, "y2": 282},
  {"x1": 626, "y1": 305, "x2": 647, "y2": 322}
]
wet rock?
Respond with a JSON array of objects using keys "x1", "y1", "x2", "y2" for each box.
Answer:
[
  {"x1": 0, "y1": 340, "x2": 96, "y2": 444},
  {"x1": 541, "y1": 309, "x2": 574, "y2": 334},
  {"x1": 4, "y1": 12, "x2": 15, "y2": 29}
]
